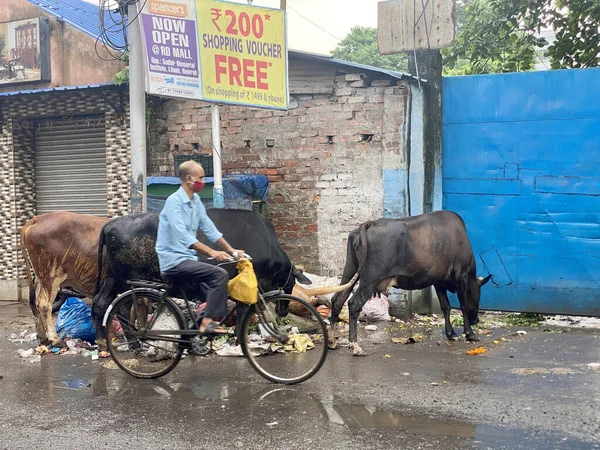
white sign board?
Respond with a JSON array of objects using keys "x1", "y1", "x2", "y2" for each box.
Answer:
[{"x1": 377, "y1": 0, "x2": 455, "y2": 54}]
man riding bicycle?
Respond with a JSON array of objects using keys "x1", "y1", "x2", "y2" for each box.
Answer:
[{"x1": 155, "y1": 160, "x2": 244, "y2": 335}]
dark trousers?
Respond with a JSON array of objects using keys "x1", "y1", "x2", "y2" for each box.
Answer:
[{"x1": 162, "y1": 260, "x2": 229, "y2": 319}]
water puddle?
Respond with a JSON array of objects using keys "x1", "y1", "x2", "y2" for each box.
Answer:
[
  {"x1": 54, "y1": 380, "x2": 91, "y2": 390},
  {"x1": 330, "y1": 403, "x2": 476, "y2": 437}
]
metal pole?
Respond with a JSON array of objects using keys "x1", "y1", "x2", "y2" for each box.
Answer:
[
  {"x1": 211, "y1": 104, "x2": 224, "y2": 208},
  {"x1": 280, "y1": 0, "x2": 286, "y2": 9},
  {"x1": 128, "y1": 2, "x2": 147, "y2": 213}
]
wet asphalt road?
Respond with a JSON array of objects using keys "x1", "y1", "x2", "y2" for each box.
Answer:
[{"x1": 0, "y1": 302, "x2": 599, "y2": 450}]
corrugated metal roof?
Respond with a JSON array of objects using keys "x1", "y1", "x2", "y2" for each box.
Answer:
[
  {"x1": 0, "y1": 82, "x2": 116, "y2": 97},
  {"x1": 289, "y1": 50, "x2": 426, "y2": 83},
  {"x1": 28, "y1": 0, "x2": 126, "y2": 47}
]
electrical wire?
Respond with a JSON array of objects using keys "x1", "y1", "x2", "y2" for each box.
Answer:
[
  {"x1": 286, "y1": 4, "x2": 343, "y2": 42},
  {"x1": 96, "y1": 0, "x2": 148, "y2": 61}
]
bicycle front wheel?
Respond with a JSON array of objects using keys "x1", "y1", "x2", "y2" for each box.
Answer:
[
  {"x1": 104, "y1": 289, "x2": 186, "y2": 379},
  {"x1": 241, "y1": 294, "x2": 328, "y2": 385}
]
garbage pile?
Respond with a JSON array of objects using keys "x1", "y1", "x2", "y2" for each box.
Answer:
[{"x1": 293, "y1": 271, "x2": 393, "y2": 323}]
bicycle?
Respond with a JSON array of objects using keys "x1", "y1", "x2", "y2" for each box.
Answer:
[{"x1": 101, "y1": 258, "x2": 328, "y2": 385}]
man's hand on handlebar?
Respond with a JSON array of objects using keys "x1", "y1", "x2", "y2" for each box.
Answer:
[
  {"x1": 210, "y1": 250, "x2": 234, "y2": 262},
  {"x1": 231, "y1": 249, "x2": 247, "y2": 260}
]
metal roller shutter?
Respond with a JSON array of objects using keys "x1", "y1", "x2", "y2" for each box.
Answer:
[{"x1": 34, "y1": 116, "x2": 108, "y2": 216}]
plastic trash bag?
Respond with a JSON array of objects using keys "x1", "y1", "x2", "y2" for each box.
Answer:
[
  {"x1": 360, "y1": 294, "x2": 391, "y2": 321},
  {"x1": 227, "y1": 259, "x2": 258, "y2": 305},
  {"x1": 56, "y1": 297, "x2": 96, "y2": 343}
]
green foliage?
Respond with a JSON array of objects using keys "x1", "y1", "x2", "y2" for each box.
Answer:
[
  {"x1": 503, "y1": 313, "x2": 545, "y2": 327},
  {"x1": 113, "y1": 51, "x2": 130, "y2": 85},
  {"x1": 443, "y1": 0, "x2": 600, "y2": 74},
  {"x1": 332, "y1": 26, "x2": 408, "y2": 72},
  {"x1": 450, "y1": 315, "x2": 464, "y2": 326}
]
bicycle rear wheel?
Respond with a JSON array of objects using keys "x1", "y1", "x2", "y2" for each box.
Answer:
[
  {"x1": 241, "y1": 294, "x2": 328, "y2": 385},
  {"x1": 104, "y1": 289, "x2": 186, "y2": 379}
]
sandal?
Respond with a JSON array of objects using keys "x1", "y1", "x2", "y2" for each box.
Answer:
[{"x1": 200, "y1": 322, "x2": 232, "y2": 336}]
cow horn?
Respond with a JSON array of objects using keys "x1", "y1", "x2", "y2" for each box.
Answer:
[{"x1": 301, "y1": 273, "x2": 359, "y2": 296}]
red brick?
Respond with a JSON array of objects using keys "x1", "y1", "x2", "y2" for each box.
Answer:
[
  {"x1": 261, "y1": 168, "x2": 279, "y2": 175},
  {"x1": 268, "y1": 175, "x2": 284, "y2": 182}
]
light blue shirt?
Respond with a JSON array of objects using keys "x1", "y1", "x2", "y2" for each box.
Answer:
[{"x1": 155, "y1": 187, "x2": 223, "y2": 271}]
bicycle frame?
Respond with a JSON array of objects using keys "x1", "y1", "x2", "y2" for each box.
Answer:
[{"x1": 102, "y1": 262, "x2": 289, "y2": 347}]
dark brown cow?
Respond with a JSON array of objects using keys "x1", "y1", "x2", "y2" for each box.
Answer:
[{"x1": 20, "y1": 212, "x2": 109, "y2": 346}]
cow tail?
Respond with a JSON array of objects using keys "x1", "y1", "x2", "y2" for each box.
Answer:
[
  {"x1": 94, "y1": 222, "x2": 107, "y2": 296},
  {"x1": 355, "y1": 220, "x2": 373, "y2": 271},
  {"x1": 19, "y1": 221, "x2": 37, "y2": 314}
]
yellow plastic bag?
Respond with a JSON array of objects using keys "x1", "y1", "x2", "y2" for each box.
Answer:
[{"x1": 227, "y1": 259, "x2": 258, "y2": 305}]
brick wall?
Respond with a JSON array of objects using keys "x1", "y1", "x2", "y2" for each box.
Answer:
[
  {"x1": 0, "y1": 87, "x2": 130, "y2": 288},
  {"x1": 148, "y1": 74, "x2": 411, "y2": 275}
]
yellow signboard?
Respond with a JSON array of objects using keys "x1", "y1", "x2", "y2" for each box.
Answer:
[{"x1": 195, "y1": 0, "x2": 287, "y2": 109}]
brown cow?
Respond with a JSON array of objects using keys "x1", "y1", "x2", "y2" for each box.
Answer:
[{"x1": 20, "y1": 212, "x2": 109, "y2": 346}]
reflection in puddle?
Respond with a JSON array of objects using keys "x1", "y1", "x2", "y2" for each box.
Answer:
[
  {"x1": 54, "y1": 380, "x2": 91, "y2": 390},
  {"x1": 331, "y1": 403, "x2": 476, "y2": 437}
]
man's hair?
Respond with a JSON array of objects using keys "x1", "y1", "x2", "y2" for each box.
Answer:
[{"x1": 178, "y1": 160, "x2": 202, "y2": 181}]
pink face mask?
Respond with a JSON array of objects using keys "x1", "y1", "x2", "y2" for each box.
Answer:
[{"x1": 192, "y1": 180, "x2": 205, "y2": 192}]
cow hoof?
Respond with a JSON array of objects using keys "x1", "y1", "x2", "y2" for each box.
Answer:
[
  {"x1": 465, "y1": 334, "x2": 480, "y2": 342},
  {"x1": 446, "y1": 334, "x2": 460, "y2": 341},
  {"x1": 351, "y1": 343, "x2": 366, "y2": 356},
  {"x1": 95, "y1": 338, "x2": 108, "y2": 351},
  {"x1": 328, "y1": 340, "x2": 338, "y2": 350}
]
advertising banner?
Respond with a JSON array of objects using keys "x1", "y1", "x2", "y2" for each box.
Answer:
[
  {"x1": 0, "y1": 17, "x2": 50, "y2": 85},
  {"x1": 141, "y1": 0, "x2": 202, "y2": 99},
  {"x1": 196, "y1": 0, "x2": 287, "y2": 109},
  {"x1": 140, "y1": 0, "x2": 287, "y2": 109}
]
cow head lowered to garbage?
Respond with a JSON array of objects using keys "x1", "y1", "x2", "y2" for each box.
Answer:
[{"x1": 329, "y1": 211, "x2": 492, "y2": 356}]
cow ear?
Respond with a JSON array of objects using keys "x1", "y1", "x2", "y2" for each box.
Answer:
[
  {"x1": 292, "y1": 266, "x2": 312, "y2": 285},
  {"x1": 477, "y1": 274, "x2": 492, "y2": 286}
]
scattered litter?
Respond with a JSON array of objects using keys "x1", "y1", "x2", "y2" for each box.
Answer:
[
  {"x1": 360, "y1": 294, "x2": 391, "y2": 322},
  {"x1": 317, "y1": 305, "x2": 331, "y2": 318},
  {"x1": 9, "y1": 330, "x2": 37, "y2": 343},
  {"x1": 466, "y1": 347, "x2": 487, "y2": 355},
  {"x1": 99, "y1": 351, "x2": 110, "y2": 358},
  {"x1": 273, "y1": 334, "x2": 315, "y2": 353},
  {"x1": 56, "y1": 297, "x2": 96, "y2": 343},
  {"x1": 82, "y1": 350, "x2": 99, "y2": 358},
  {"x1": 18, "y1": 348, "x2": 34, "y2": 358},
  {"x1": 339, "y1": 305, "x2": 350, "y2": 323},
  {"x1": 101, "y1": 360, "x2": 119, "y2": 370},
  {"x1": 384, "y1": 354, "x2": 391, "y2": 358},
  {"x1": 215, "y1": 343, "x2": 245, "y2": 357},
  {"x1": 392, "y1": 335, "x2": 423, "y2": 344},
  {"x1": 587, "y1": 363, "x2": 600, "y2": 370},
  {"x1": 35, "y1": 345, "x2": 49, "y2": 355},
  {"x1": 430, "y1": 382, "x2": 439, "y2": 386},
  {"x1": 501, "y1": 337, "x2": 507, "y2": 341},
  {"x1": 402, "y1": 372, "x2": 410, "y2": 376},
  {"x1": 266, "y1": 421, "x2": 278, "y2": 427},
  {"x1": 516, "y1": 330, "x2": 527, "y2": 335},
  {"x1": 28, "y1": 355, "x2": 41, "y2": 364},
  {"x1": 365, "y1": 325, "x2": 378, "y2": 331},
  {"x1": 493, "y1": 340, "x2": 500, "y2": 344},
  {"x1": 477, "y1": 329, "x2": 493, "y2": 335}
]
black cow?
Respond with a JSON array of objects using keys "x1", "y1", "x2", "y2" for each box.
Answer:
[
  {"x1": 329, "y1": 211, "x2": 492, "y2": 356},
  {"x1": 91, "y1": 209, "x2": 310, "y2": 338}
]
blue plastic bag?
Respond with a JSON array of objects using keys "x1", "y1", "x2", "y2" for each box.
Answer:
[{"x1": 55, "y1": 297, "x2": 96, "y2": 343}]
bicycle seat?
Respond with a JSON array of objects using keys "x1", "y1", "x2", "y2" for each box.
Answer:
[{"x1": 127, "y1": 279, "x2": 170, "y2": 290}]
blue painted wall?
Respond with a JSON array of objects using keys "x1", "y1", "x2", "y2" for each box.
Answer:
[
  {"x1": 442, "y1": 68, "x2": 600, "y2": 316},
  {"x1": 382, "y1": 169, "x2": 408, "y2": 218}
]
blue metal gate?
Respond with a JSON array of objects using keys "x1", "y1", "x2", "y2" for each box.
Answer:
[{"x1": 442, "y1": 68, "x2": 600, "y2": 316}]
